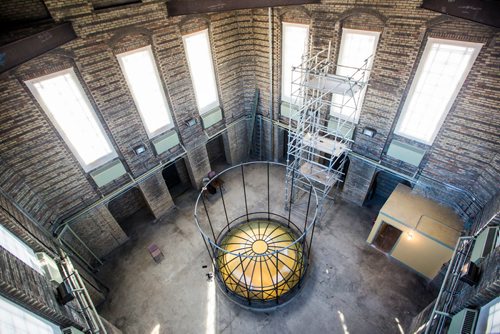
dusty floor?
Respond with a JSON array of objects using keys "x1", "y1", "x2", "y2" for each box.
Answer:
[{"x1": 98, "y1": 164, "x2": 435, "y2": 334}]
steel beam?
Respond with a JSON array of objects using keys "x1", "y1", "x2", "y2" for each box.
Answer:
[
  {"x1": 422, "y1": 0, "x2": 500, "y2": 28},
  {"x1": 166, "y1": 0, "x2": 320, "y2": 16},
  {"x1": 0, "y1": 22, "x2": 77, "y2": 74}
]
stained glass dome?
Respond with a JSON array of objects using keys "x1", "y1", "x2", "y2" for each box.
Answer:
[
  {"x1": 216, "y1": 219, "x2": 304, "y2": 302},
  {"x1": 194, "y1": 162, "x2": 318, "y2": 310}
]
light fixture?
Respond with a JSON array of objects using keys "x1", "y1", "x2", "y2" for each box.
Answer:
[
  {"x1": 186, "y1": 118, "x2": 197, "y2": 127},
  {"x1": 133, "y1": 144, "x2": 146, "y2": 155},
  {"x1": 459, "y1": 261, "x2": 480, "y2": 286},
  {"x1": 362, "y1": 127, "x2": 377, "y2": 138},
  {"x1": 407, "y1": 231, "x2": 414, "y2": 240}
]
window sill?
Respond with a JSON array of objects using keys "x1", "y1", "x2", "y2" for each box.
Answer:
[
  {"x1": 151, "y1": 130, "x2": 180, "y2": 155},
  {"x1": 200, "y1": 106, "x2": 223, "y2": 129},
  {"x1": 89, "y1": 159, "x2": 127, "y2": 188}
]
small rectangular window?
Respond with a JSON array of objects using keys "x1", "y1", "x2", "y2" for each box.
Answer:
[
  {"x1": 395, "y1": 38, "x2": 482, "y2": 144},
  {"x1": 0, "y1": 225, "x2": 42, "y2": 274},
  {"x1": 281, "y1": 22, "x2": 309, "y2": 105},
  {"x1": 182, "y1": 29, "x2": 220, "y2": 115},
  {"x1": 117, "y1": 46, "x2": 173, "y2": 138},
  {"x1": 26, "y1": 69, "x2": 117, "y2": 172},
  {"x1": 330, "y1": 28, "x2": 380, "y2": 123}
]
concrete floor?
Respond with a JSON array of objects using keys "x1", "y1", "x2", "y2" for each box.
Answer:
[{"x1": 98, "y1": 164, "x2": 435, "y2": 334}]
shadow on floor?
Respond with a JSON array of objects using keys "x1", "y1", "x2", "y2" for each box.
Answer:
[{"x1": 97, "y1": 165, "x2": 436, "y2": 334}]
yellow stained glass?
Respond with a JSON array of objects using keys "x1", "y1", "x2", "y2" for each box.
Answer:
[{"x1": 217, "y1": 220, "x2": 304, "y2": 301}]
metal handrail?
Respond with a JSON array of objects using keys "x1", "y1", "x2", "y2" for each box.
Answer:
[{"x1": 193, "y1": 161, "x2": 319, "y2": 259}]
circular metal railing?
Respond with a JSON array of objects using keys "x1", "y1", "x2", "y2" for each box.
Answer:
[{"x1": 194, "y1": 161, "x2": 319, "y2": 309}]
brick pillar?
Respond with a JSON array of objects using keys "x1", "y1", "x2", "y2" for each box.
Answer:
[
  {"x1": 223, "y1": 121, "x2": 249, "y2": 165},
  {"x1": 175, "y1": 158, "x2": 191, "y2": 186},
  {"x1": 138, "y1": 171, "x2": 175, "y2": 219},
  {"x1": 342, "y1": 156, "x2": 376, "y2": 206},
  {"x1": 186, "y1": 144, "x2": 211, "y2": 189},
  {"x1": 69, "y1": 206, "x2": 128, "y2": 259},
  {"x1": 274, "y1": 126, "x2": 285, "y2": 163}
]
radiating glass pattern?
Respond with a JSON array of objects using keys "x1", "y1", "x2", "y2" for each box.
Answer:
[{"x1": 217, "y1": 220, "x2": 304, "y2": 301}]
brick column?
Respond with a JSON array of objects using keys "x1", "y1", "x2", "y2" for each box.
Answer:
[
  {"x1": 223, "y1": 121, "x2": 249, "y2": 165},
  {"x1": 69, "y1": 206, "x2": 128, "y2": 259},
  {"x1": 342, "y1": 156, "x2": 376, "y2": 206},
  {"x1": 186, "y1": 145, "x2": 212, "y2": 189},
  {"x1": 138, "y1": 171, "x2": 175, "y2": 219}
]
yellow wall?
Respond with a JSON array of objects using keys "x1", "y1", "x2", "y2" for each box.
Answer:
[{"x1": 367, "y1": 185, "x2": 462, "y2": 279}]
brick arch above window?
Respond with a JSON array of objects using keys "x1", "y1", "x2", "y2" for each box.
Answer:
[
  {"x1": 338, "y1": 8, "x2": 387, "y2": 28},
  {"x1": 279, "y1": 6, "x2": 312, "y2": 25},
  {"x1": 12, "y1": 49, "x2": 76, "y2": 81},
  {"x1": 178, "y1": 15, "x2": 210, "y2": 35},
  {"x1": 425, "y1": 15, "x2": 494, "y2": 44},
  {"x1": 341, "y1": 13, "x2": 385, "y2": 32},
  {"x1": 108, "y1": 27, "x2": 153, "y2": 53}
]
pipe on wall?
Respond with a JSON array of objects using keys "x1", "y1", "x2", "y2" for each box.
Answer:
[{"x1": 268, "y1": 7, "x2": 274, "y2": 161}]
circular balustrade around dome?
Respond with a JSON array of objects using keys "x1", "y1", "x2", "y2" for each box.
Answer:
[{"x1": 194, "y1": 162, "x2": 318, "y2": 310}]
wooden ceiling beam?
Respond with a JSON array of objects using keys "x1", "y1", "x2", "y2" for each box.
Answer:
[
  {"x1": 166, "y1": 0, "x2": 320, "y2": 17},
  {"x1": 422, "y1": 0, "x2": 500, "y2": 28},
  {"x1": 0, "y1": 22, "x2": 76, "y2": 75}
]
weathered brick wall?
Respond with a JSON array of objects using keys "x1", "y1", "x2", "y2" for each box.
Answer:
[
  {"x1": 138, "y1": 171, "x2": 175, "y2": 219},
  {"x1": 0, "y1": 0, "x2": 50, "y2": 24},
  {"x1": 63, "y1": 205, "x2": 128, "y2": 261},
  {"x1": 224, "y1": 120, "x2": 249, "y2": 165},
  {"x1": 342, "y1": 156, "x2": 377, "y2": 205},
  {"x1": 185, "y1": 144, "x2": 211, "y2": 189},
  {"x1": 451, "y1": 246, "x2": 500, "y2": 313},
  {"x1": 254, "y1": 1, "x2": 499, "y2": 213},
  {"x1": 0, "y1": 192, "x2": 56, "y2": 256},
  {"x1": 0, "y1": 1, "x2": 253, "y2": 242},
  {"x1": 473, "y1": 192, "x2": 500, "y2": 234},
  {"x1": 174, "y1": 158, "x2": 191, "y2": 187},
  {"x1": 0, "y1": 0, "x2": 498, "y2": 287},
  {"x1": 206, "y1": 135, "x2": 227, "y2": 166},
  {"x1": 107, "y1": 187, "x2": 146, "y2": 223},
  {"x1": 0, "y1": 158, "x2": 59, "y2": 231},
  {"x1": 0, "y1": 247, "x2": 84, "y2": 329}
]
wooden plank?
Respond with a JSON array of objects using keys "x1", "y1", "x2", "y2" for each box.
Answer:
[
  {"x1": 166, "y1": 0, "x2": 320, "y2": 16},
  {"x1": 422, "y1": 0, "x2": 500, "y2": 28},
  {"x1": 0, "y1": 22, "x2": 77, "y2": 74}
]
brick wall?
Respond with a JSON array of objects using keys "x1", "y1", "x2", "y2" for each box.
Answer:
[
  {"x1": 138, "y1": 171, "x2": 175, "y2": 219},
  {"x1": 254, "y1": 1, "x2": 499, "y2": 215},
  {"x1": 0, "y1": 0, "x2": 254, "y2": 253},
  {"x1": 451, "y1": 246, "x2": 500, "y2": 313},
  {"x1": 108, "y1": 187, "x2": 146, "y2": 223},
  {"x1": 0, "y1": 0, "x2": 498, "y2": 298},
  {"x1": 0, "y1": 247, "x2": 85, "y2": 329}
]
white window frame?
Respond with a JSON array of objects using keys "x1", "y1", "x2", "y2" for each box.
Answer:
[
  {"x1": 182, "y1": 29, "x2": 220, "y2": 115},
  {"x1": 330, "y1": 28, "x2": 380, "y2": 124},
  {"x1": 26, "y1": 68, "x2": 117, "y2": 172},
  {"x1": 281, "y1": 22, "x2": 310, "y2": 105},
  {"x1": 116, "y1": 45, "x2": 173, "y2": 139},
  {"x1": 395, "y1": 38, "x2": 482, "y2": 145},
  {"x1": 0, "y1": 295, "x2": 61, "y2": 334},
  {"x1": 0, "y1": 225, "x2": 42, "y2": 274}
]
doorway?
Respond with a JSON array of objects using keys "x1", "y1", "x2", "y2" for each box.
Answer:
[
  {"x1": 364, "y1": 171, "x2": 412, "y2": 211},
  {"x1": 162, "y1": 158, "x2": 190, "y2": 199},
  {"x1": 206, "y1": 134, "x2": 228, "y2": 172},
  {"x1": 373, "y1": 222, "x2": 402, "y2": 253},
  {"x1": 108, "y1": 187, "x2": 151, "y2": 235}
]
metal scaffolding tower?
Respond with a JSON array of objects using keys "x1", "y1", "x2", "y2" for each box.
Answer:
[{"x1": 285, "y1": 45, "x2": 373, "y2": 213}]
